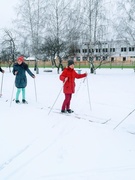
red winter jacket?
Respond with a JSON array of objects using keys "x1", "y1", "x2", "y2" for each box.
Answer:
[{"x1": 59, "y1": 67, "x2": 87, "y2": 94}]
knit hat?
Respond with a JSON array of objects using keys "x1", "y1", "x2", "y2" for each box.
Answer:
[
  {"x1": 17, "y1": 56, "x2": 24, "y2": 62},
  {"x1": 68, "y1": 60, "x2": 74, "y2": 67}
]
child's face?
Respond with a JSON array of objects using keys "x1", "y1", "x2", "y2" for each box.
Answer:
[
  {"x1": 69, "y1": 64, "x2": 74, "y2": 69},
  {"x1": 17, "y1": 60, "x2": 23, "y2": 64}
]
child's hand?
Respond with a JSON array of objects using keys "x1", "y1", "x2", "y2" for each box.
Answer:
[{"x1": 64, "y1": 77, "x2": 68, "y2": 83}]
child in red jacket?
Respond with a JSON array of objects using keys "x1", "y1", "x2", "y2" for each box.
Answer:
[{"x1": 59, "y1": 60, "x2": 87, "y2": 113}]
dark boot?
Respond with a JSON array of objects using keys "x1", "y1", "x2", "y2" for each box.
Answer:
[
  {"x1": 61, "y1": 110, "x2": 66, "y2": 113},
  {"x1": 67, "y1": 109, "x2": 74, "y2": 113},
  {"x1": 22, "y1": 99, "x2": 28, "y2": 104},
  {"x1": 16, "y1": 100, "x2": 20, "y2": 104}
]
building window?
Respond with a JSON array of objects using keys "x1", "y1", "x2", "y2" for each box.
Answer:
[
  {"x1": 110, "y1": 48, "x2": 115, "y2": 52},
  {"x1": 96, "y1": 56, "x2": 99, "y2": 60},
  {"x1": 121, "y1": 47, "x2": 127, "y2": 52},
  {"x1": 82, "y1": 49, "x2": 87, "y2": 53},
  {"x1": 123, "y1": 57, "x2": 126, "y2": 61},
  {"x1": 76, "y1": 49, "x2": 80, "y2": 53},
  {"x1": 83, "y1": 56, "x2": 87, "y2": 60},
  {"x1": 111, "y1": 57, "x2": 114, "y2": 61},
  {"x1": 129, "y1": 47, "x2": 134, "y2": 51},
  {"x1": 76, "y1": 57, "x2": 80, "y2": 61},
  {"x1": 89, "y1": 49, "x2": 94, "y2": 53},
  {"x1": 103, "y1": 48, "x2": 108, "y2": 52}
]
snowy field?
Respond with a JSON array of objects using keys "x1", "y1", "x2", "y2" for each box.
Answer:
[{"x1": 0, "y1": 67, "x2": 135, "y2": 180}]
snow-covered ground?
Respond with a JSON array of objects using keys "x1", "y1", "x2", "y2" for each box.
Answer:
[{"x1": 0, "y1": 67, "x2": 135, "y2": 180}]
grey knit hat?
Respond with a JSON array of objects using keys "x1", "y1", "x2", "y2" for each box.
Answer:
[{"x1": 68, "y1": 60, "x2": 74, "y2": 66}]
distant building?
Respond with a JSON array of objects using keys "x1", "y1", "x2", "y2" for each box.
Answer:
[{"x1": 75, "y1": 39, "x2": 135, "y2": 62}]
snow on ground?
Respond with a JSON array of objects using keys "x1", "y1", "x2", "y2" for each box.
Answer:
[{"x1": 0, "y1": 67, "x2": 135, "y2": 180}]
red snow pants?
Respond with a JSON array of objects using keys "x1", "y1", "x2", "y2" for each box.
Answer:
[{"x1": 61, "y1": 93, "x2": 72, "y2": 111}]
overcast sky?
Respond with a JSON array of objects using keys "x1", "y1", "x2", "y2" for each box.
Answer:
[
  {"x1": 0, "y1": 0, "x2": 18, "y2": 29},
  {"x1": 0, "y1": 0, "x2": 116, "y2": 29}
]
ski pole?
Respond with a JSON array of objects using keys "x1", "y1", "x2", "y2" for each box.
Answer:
[
  {"x1": 34, "y1": 78, "x2": 37, "y2": 102},
  {"x1": 83, "y1": 71, "x2": 88, "y2": 83},
  {"x1": 48, "y1": 81, "x2": 66, "y2": 115},
  {"x1": 48, "y1": 86, "x2": 63, "y2": 115},
  {"x1": 10, "y1": 80, "x2": 15, "y2": 107},
  {"x1": 0, "y1": 73, "x2": 4, "y2": 97},
  {"x1": 113, "y1": 108, "x2": 135, "y2": 130},
  {"x1": 86, "y1": 74, "x2": 92, "y2": 111}
]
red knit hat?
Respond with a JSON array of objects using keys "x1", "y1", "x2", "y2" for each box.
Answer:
[{"x1": 17, "y1": 56, "x2": 24, "y2": 62}]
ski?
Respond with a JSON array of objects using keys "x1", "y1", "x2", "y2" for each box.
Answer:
[
  {"x1": 51, "y1": 109, "x2": 111, "y2": 125},
  {"x1": 41, "y1": 106, "x2": 111, "y2": 124},
  {"x1": 42, "y1": 106, "x2": 111, "y2": 122},
  {"x1": 0, "y1": 96, "x2": 8, "y2": 102}
]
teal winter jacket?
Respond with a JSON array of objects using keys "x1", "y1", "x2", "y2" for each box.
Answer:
[{"x1": 13, "y1": 62, "x2": 34, "y2": 88}]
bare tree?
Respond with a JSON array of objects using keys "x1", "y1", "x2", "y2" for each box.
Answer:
[
  {"x1": 0, "y1": 30, "x2": 17, "y2": 72},
  {"x1": 13, "y1": 0, "x2": 47, "y2": 56},
  {"x1": 43, "y1": 0, "x2": 77, "y2": 73},
  {"x1": 64, "y1": 2, "x2": 85, "y2": 59},
  {"x1": 78, "y1": 0, "x2": 109, "y2": 73},
  {"x1": 114, "y1": 0, "x2": 135, "y2": 42}
]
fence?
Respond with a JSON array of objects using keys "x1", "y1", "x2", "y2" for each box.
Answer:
[{"x1": 1, "y1": 60, "x2": 135, "y2": 69}]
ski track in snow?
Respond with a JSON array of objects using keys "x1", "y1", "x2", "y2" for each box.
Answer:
[
  {"x1": 1, "y1": 68, "x2": 135, "y2": 180},
  {"x1": 0, "y1": 116, "x2": 77, "y2": 179},
  {"x1": 0, "y1": 145, "x2": 30, "y2": 171}
]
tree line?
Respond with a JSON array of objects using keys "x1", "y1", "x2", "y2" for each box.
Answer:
[{"x1": 0, "y1": 0, "x2": 134, "y2": 73}]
